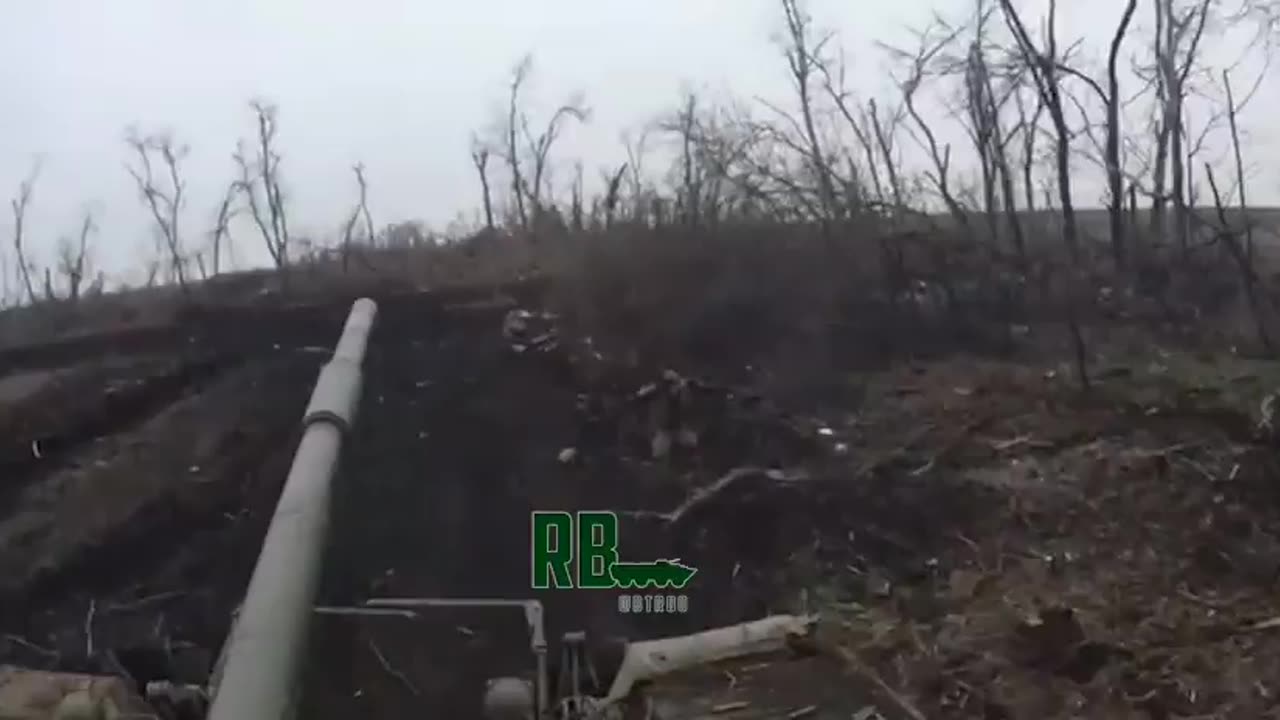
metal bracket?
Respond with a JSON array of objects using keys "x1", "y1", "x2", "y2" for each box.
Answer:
[{"x1": 360, "y1": 597, "x2": 549, "y2": 717}]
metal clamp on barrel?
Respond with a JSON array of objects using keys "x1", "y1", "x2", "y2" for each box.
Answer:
[{"x1": 302, "y1": 297, "x2": 377, "y2": 433}]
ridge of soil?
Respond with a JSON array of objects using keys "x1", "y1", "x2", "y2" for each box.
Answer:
[{"x1": 1, "y1": 287, "x2": 1279, "y2": 719}]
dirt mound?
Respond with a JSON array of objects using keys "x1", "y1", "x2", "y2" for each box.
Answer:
[
  {"x1": 0, "y1": 354, "x2": 228, "y2": 501},
  {"x1": 805, "y1": 356, "x2": 1280, "y2": 719},
  {"x1": 0, "y1": 307, "x2": 331, "y2": 695},
  {"x1": 3, "y1": 286, "x2": 1279, "y2": 719}
]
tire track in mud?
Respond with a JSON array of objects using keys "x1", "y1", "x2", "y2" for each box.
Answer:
[
  {"x1": 0, "y1": 349, "x2": 321, "y2": 678},
  {"x1": 0, "y1": 293, "x2": 493, "y2": 685},
  {"x1": 2, "y1": 290, "x2": 842, "y2": 715},
  {"x1": 0, "y1": 354, "x2": 235, "y2": 506}
]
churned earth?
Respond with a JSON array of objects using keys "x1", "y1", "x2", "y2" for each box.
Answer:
[{"x1": 2, "y1": 284, "x2": 1280, "y2": 719}]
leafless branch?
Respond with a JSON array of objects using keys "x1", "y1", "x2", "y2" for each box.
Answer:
[
  {"x1": 233, "y1": 100, "x2": 291, "y2": 277},
  {"x1": 10, "y1": 160, "x2": 42, "y2": 305},
  {"x1": 55, "y1": 209, "x2": 94, "y2": 303},
  {"x1": 125, "y1": 129, "x2": 190, "y2": 289},
  {"x1": 470, "y1": 135, "x2": 496, "y2": 231},
  {"x1": 209, "y1": 181, "x2": 239, "y2": 275}
]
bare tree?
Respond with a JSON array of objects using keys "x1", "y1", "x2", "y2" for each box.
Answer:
[
  {"x1": 1000, "y1": 0, "x2": 1090, "y2": 388},
  {"x1": 1012, "y1": 82, "x2": 1044, "y2": 214},
  {"x1": 233, "y1": 100, "x2": 291, "y2": 274},
  {"x1": 621, "y1": 129, "x2": 653, "y2": 222},
  {"x1": 490, "y1": 54, "x2": 589, "y2": 233},
  {"x1": 602, "y1": 163, "x2": 627, "y2": 229},
  {"x1": 953, "y1": 0, "x2": 1028, "y2": 262},
  {"x1": 209, "y1": 181, "x2": 238, "y2": 276},
  {"x1": 125, "y1": 130, "x2": 191, "y2": 289},
  {"x1": 341, "y1": 204, "x2": 360, "y2": 270},
  {"x1": 957, "y1": 4, "x2": 1001, "y2": 239},
  {"x1": 1105, "y1": 0, "x2": 1142, "y2": 267},
  {"x1": 867, "y1": 100, "x2": 908, "y2": 214},
  {"x1": 1222, "y1": 69, "x2": 1253, "y2": 261},
  {"x1": 144, "y1": 259, "x2": 161, "y2": 288},
  {"x1": 1204, "y1": 161, "x2": 1270, "y2": 352},
  {"x1": 56, "y1": 210, "x2": 94, "y2": 303},
  {"x1": 1000, "y1": 0, "x2": 1083, "y2": 261},
  {"x1": 0, "y1": 241, "x2": 10, "y2": 309},
  {"x1": 339, "y1": 162, "x2": 378, "y2": 269},
  {"x1": 42, "y1": 268, "x2": 54, "y2": 303},
  {"x1": 354, "y1": 163, "x2": 375, "y2": 246},
  {"x1": 659, "y1": 91, "x2": 711, "y2": 227},
  {"x1": 569, "y1": 160, "x2": 585, "y2": 231},
  {"x1": 470, "y1": 135, "x2": 496, "y2": 231},
  {"x1": 884, "y1": 21, "x2": 970, "y2": 228},
  {"x1": 1037, "y1": 0, "x2": 1139, "y2": 268},
  {"x1": 776, "y1": 0, "x2": 839, "y2": 232},
  {"x1": 10, "y1": 161, "x2": 40, "y2": 305},
  {"x1": 521, "y1": 100, "x2": 589, "y2": 228},
  {"x1": 1147, "y1": 0, "x2": 1212, "y2": 251},
  {"x1": 503, "y1": 55, "x2": 533, "y2": 231},
  {"x1": 1193, "y1": 63, "x2": 1273, "y2": 353},
  {"x1": 816, "y1": 49, "x2": 908, "y2": 215}
]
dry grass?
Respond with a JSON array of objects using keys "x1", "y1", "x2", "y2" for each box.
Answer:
[{"x1": 807, "y1": 352, "x2": 1280, "y2": 719}]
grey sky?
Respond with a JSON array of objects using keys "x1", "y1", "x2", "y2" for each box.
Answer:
[{"x1": 2, "y1": 0, "x2": 1276, "y2": 286}]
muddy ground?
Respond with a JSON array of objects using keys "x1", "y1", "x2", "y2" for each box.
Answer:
[{"x1": 3, "y1": 287, "x2": 1280, "y2": 719}]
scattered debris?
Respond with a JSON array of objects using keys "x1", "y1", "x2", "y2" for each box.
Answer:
[
  {"x1": 602, "y1": 614, "x2": 817, "y2": 705},
  {"x1": 1257, "y1": 391, "x2": 1279, "y2": 442},
  {"x1": 0, "y1": 666, "x2": 158, "y2": 720},
  {"x1": 501, "y1": 308, "x2": 560, "y2": 354},
  {"x1": 625, "y1": 466, "x2": 809, "y2": 528},
  {"x1": 367, "y1": 639, "x2": 419, "y2": 697},
  {"x1": 482, "y1": 676, "x2": 534, "y2": 720},
  {"x1": 145, "y1": 680, "x2": 208, "y2": 720},
  {"x1": 9, "y1": 296, "x2": 1280, "y2": 719},
  {"x1": 651, "y1": 431, "x2": 672, "y2": 460}
]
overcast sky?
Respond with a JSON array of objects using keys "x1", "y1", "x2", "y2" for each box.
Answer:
[{"x1": 2, "y1": 0, "x2": 1276, "y2": 286}]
